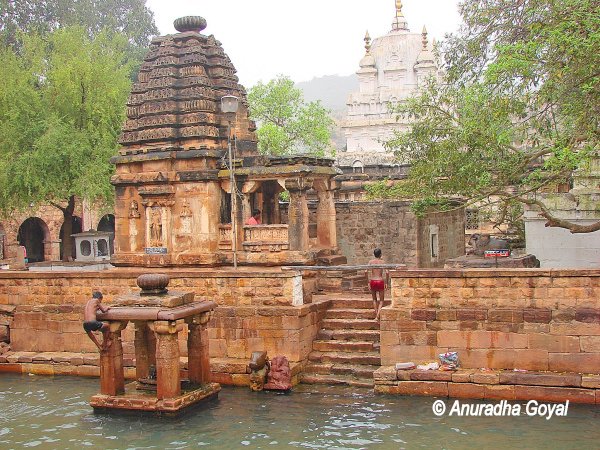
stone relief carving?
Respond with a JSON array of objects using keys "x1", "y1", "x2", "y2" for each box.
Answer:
[
  {"x1": 180, "y1": 199, "x2": 192, "y2": 234},
  {"x1": 129, "y1": 200, "x2": 141, "y2": 219},
  {"x1": 149, "y1": 208, "x2": 163, "y2": 247}
]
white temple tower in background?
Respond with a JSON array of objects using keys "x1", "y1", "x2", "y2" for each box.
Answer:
[{"x1": 339, "y1": 1, "x2": 437, "y2": 170}]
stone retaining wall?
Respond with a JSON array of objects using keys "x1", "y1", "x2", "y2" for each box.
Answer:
[
  {"x1": 374, "y1": 367, "x2": 600, "y2": 404},
  {"x1": 0, "y1": 268, "x2": 322, "y2": 383},
  {"x1": 382, "y1": 269, "x2": 600, "y2": 374}
]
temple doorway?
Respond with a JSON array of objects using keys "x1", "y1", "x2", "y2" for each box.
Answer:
[
  {"x1": 97, "y1": 214, "x2": 115, "y2": 255},
  {"x1": 59, "y1": 216, "x2": 83, "y2": 260},
  {"x1": 97, "y1": 214, "x2": 115, "y2": 233},
  {"x1": 17, "y1": 217, "x2": 49, "y2": 263}
]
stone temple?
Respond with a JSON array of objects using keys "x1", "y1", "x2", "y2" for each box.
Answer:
[
  {"x1": 338, "y1": 1, "x2": 438, "y2": 191},
  {"x1": 111, "y1": 16, "x2": 339, "y2": 267}
]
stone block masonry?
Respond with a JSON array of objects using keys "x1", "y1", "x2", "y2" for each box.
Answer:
[
  {"x1": 382, "y1": 268, "x2": 600, "y2": 375},
  {"x1": 334, "y1": 201, "x2": 465, "y2": 267},
  {"x1": 0, "y1": 268, "x2": 325, "y2": 385}
]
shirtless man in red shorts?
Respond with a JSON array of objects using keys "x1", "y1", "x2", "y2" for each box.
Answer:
[{"x1": 366, "y1": 248, "x2": 386, "y2": 320}]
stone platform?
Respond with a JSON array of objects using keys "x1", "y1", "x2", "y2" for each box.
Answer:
[
  {"x1": 374, "y1": 366, "x2": 600, "y2": 404},
  {"x1": 444, "y1": 254, "x2": 540, "y2": 268},
  {"x1": 90, "y1": 381, "x2": 221, "y2": 415}
]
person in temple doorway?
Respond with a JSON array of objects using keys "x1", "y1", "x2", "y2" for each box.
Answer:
[{"x1": 246, "y1": 209, "x2": 261, "y2": 225}]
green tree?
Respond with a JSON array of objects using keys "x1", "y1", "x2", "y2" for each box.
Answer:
[
  {"x1": 248, "y1": 75, "x2": 335, "y2": 157},
  {"x1": 0, "y1": 0, "x2": 158, "y2": 48},
  {"x1": 0, "y1": 27, "x2": 133, "y2": 260},
  {"x1": 375, "y1": 0, "x2": 599, "y2": 233}
]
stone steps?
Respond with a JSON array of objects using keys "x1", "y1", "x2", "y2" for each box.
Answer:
[
  {"x1": 312, "y1": 340, "x2": 376, "y2": 353},
  {"x1": 325, "y1": 308, "x2": 376, "y2": 320},
  {"x1": 316, "y1": 329, "x2": 381, "y2": 342},
  {"x1": 322, "y1": 318, "x2": 380, "y2": 330},
  {"x1": 309, "y1": 351, "x2": 381, "y2": 366},
  {"x1": 302, "y1": 292, "x2": 382, "y2": 388},
  {"x1": 330, "y1": 299, "x2": 390, "y2": 309},
  {"x1": 304, "y1": 362, "x2": 379, "y2": 379}
]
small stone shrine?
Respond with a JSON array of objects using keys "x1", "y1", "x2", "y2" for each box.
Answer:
[
  {"x1": 111, "y1": 16, "x2": 339, "y2": 267},
  {"x1": 89, "y1": 274, "x2": 219, "y2": 414}
]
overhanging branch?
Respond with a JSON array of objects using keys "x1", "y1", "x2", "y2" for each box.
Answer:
[{"x1": 517, "y1": 196, "x2": 600, "y2": 233}]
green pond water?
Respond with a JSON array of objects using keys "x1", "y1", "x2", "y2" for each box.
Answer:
[{"x1": 0, "y1": 374, "x2": 599, "y2": 449}]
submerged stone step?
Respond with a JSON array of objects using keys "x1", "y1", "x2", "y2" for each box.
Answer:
[
  {"x1": 300, "y1": 373, "x2": 374, "y2": 388},
  {"x1": 312, "y1": 340, "x2": 375, "y2": 353},
  {"x1": 304, "y1": 362, "x2": 379, "y2": 378},
  {"x1": 322, "y1": 318, "x2": 380, "y2": 330},
  {"x1": 308, "y1": 351, "x2": 381, "y2": 366}
]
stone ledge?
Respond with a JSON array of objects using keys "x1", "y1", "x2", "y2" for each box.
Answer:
[
  {"x1": 374, "y1": 366, "x2": 600, "y2": 404},
  {"x1": 0, "y1": 353, "x2": 302, "y2": 387},
  {"x1": 0, "y1": 267, "x2": 298, "y2": 280},
  {"x1": 388, "y1": 268, "x2": 600, "y2": 278}
]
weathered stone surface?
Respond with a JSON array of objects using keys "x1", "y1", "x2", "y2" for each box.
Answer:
[
  {"x1": 385, "y1": 381, "x2": 449, "y2": 397},
  {"x1": 448, "y1": 382, "x2": 485, "y2": 399},
  {"x1": 410, "y1": 370, "x2": 453, "y2": 382},
  {"x1": 581, "y1": 375, "x2": 600, "y2": 389},
  {"x1": 484, "y1": 384, "x2": 516, "y2": 400},
  {"x1": 472, "y1": 372, "x2": 499, "y2": 385},
  {"x1": 373, "y1": 366, "x2": 396, "y2": 381},
  {"x1": 514, "y1": 385, "x2": 595, "y2": 404},
  {"x1": 499, "y1": 372, "x2": 582, "y2": 387}
]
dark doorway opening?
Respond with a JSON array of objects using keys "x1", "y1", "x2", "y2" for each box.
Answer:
[
  {"x1": 17, "y1": 218, "x2": 48, "y2": 263},
  {"x1": 60, "y1": 216, "x2": 83, "y2": 261}
]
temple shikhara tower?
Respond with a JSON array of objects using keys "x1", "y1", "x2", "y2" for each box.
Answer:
[
  {"x1": 338, "y1": 1, "x2": 438, "y2": 177},
  {"x1": 111, "y1": 16, "x2": 339, "y2": 267}
]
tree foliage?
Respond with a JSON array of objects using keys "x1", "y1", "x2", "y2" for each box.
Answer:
[
  {"x1": 375, "y1": 0, "x2": 599, "y2": 233},
  {"x1": 248, "y1": 75, "x2": 335, "y2": 157},
  {"x1": 0, "y1": 27, "x2": 133, "y2": 258},
  {"x1": 0, "y1": 0, "x2": 158, "y2": 49}
]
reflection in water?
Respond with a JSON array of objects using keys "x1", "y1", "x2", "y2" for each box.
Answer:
[{"x1": 0, "y1": 375, "x2": 599, "y2": 449}]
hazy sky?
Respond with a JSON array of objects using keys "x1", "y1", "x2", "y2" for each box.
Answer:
[{"x1": 145, "y1": 0, "x2": 462, "y2": 87}]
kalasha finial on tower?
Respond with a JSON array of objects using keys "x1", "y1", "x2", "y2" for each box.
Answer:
[
  {"x1": 422, "y1": 25, "x2": 428, "y2": 49},
  {"x1": 392, "y1": 0, "x2": 408, "y2": 31},
  {"x1": 395, "y1": 0, "x2": 404, "y2": 18},
  {"x1": 364, "y1": 30, "x2": 372, "y2": 53}
]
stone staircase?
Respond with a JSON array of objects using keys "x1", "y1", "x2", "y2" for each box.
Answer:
[{"x1": 301, "y1": 295, "x2": 382, "y2": 387}]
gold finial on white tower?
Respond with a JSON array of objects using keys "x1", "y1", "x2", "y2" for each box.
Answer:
[
  {"x1": 395, "y1": 0, "x2": 404, "y2": 18},
  {"x1": 392, "y1": 0, "x2": 408, "y2": 31}
]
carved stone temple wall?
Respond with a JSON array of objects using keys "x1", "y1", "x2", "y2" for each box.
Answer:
[
  {"x1": 111, "y1": 17, "x2": 258, "y2": 267},
  {"x1": 111, "y1": 17, "x2": 339, "y2": 268}
]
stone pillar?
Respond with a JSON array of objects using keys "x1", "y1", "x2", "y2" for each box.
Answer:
[
  {"x1": 100, "y1": 321, "x2": 127, "y2": 396},
  {"x1": 46, "y1": 240, "x2": 61, "y2": 261},
  {"x1": 286, "y1": 178, "x2": 312, "y2": 251},
  {"x1": 187, "y1": 311, "x2": 212, "y2": 385},
  {"x1": 153, "y1": 320, "x2": 184, "y2": 399},
  {"x1": 134, "y1": 322, "x2": 150, "y2": 380},
  {"x1": 316, "y1": 187, "x2": 337, "y2": 249},
  {"x1": 241, "y1": 195, "x2": 252, "y2": 227}
]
